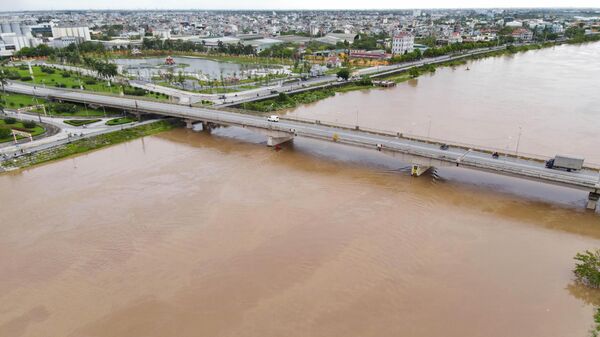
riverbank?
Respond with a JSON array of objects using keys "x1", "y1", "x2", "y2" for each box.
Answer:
[
  {"x1": 239, "y1": 38, "x2": 600, "y2": 113},
  {"x1": 1, "y1": 119, "x2": 177, "y2": 171}
]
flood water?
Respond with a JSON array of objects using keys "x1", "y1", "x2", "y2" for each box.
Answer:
[
  {"x1": 288, "y1": 41, "x2": 600, "y2": 163},
  {"x1": 2, "y1": 42, "x2": 600, "y2": 337}
]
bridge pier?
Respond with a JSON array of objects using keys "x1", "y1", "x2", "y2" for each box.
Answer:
[
  {"x1": 587, "y1": 192, "x2": 599, "y2": 211},
  {"x1": 411, "y1": 165, "x2": 431, "y2": 177},
  {"x1": 267, "y1": 135, "x2": 294, "y2": 147},
  {"x1": 185, "y1": 119, "x2": 195, "y2": 129}
]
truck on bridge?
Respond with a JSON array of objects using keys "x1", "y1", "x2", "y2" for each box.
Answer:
[{"x1": 545, "y1": 155, "x2": 585, "y2": 172}]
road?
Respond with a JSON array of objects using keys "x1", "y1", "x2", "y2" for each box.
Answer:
[
  {"x1": 6, "y1": 81, "x2": 600, "y2": 198},
  {"x1": 0, "y1": 108, "x2": 159, "y2": 160}
]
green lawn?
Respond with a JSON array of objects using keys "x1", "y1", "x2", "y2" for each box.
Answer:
[
  {"x1": 4, "y1": 65, "x2": 170, "y2": 101},
  {"x1": 63, "y1": 119, "x2": 101, "y2": 126},
  {"x1": 0, "y1": 119, "x2": 46, "y2": 143},
  {"x1": 106, "y1": 117, "x2": 134, "y2": 126},
  {"x1": 0, "y1": 92, "x2": 47, "y2": 109}
]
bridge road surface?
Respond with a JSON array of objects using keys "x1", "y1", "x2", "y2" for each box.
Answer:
[{"x1": 7, "y1": 82, "x2": 600, "y2": 198}]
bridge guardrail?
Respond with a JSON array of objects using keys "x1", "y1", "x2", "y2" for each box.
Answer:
[{"x1": 279, "y1": 115, "x2": 600, "y2": 170}]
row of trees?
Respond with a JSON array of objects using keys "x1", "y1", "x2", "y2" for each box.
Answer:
[
  {"x1": 82, "y1": 57, "x2": 118, "y2": 79},
  {"x1": 141, "y1": 38, "x2": 256, "y2": 56}
]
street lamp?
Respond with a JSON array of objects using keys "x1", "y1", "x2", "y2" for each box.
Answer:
[{"x1": 515, "y1": 126, "x2": 522, "y2": 157}]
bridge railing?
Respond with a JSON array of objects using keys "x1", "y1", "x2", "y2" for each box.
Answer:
[{"x1": 280, "y1": 115, "x2": 600, "y2": 170}]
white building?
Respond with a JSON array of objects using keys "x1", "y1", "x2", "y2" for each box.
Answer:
[
  {"x1": 392, "y1": 32, "x2": 414, "y2": 55},
  {"x1": 153, "y1": 29, "x2": 171, "y2": 40},
  {"x1": 51, "y1": 26, "x2": 91, "y2": 41}
]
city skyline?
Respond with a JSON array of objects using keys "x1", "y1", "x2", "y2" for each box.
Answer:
[{"x1": 5, "y1": 0, "x2": 600, "y2": 12}]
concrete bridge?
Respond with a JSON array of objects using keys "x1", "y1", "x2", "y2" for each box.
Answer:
[{"x1": 7, "y1": 81, "x2": 600, "y2": 211}]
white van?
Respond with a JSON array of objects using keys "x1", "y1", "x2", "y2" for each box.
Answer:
[{"x1": 267, "y1": 115, "x2": 279, "y2": 122}]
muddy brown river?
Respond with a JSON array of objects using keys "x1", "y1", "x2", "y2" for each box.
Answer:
[{"x1": 1, "y1": 42, "x2": 600, "y2": 337}]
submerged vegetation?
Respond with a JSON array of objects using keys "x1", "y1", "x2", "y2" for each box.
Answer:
[{"x1": 573, "y1": 249, "x2": 600, "y2": 337}]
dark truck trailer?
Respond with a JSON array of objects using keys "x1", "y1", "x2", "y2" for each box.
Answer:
[{"x1": 545, "y1": 155, "x2": 584, "y2": 172}]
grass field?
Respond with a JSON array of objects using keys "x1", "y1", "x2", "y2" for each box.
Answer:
[
  {"x1": 0, "y1": 92, "x2": 46, "y2": 109},
  {"x1": 4, "y1": 65, "x2": 169, "y2": 101},
  {"x1": 0, "y1": 119, "x2": 45, "y2": 143}
]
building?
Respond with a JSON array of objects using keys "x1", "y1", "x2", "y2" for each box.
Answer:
[
  {"x1": 349, "y1": 49, "x2": 388, "y2": 60},
  {"x1": 0, "y1": 22, "x2": 40, "y2": 55},
  {"x1": 448, "y1": 32, "x2": 463, "y2": 44},
  {"x1": 51, "y1": 26, "x2": 91, "y2": 41},
  {"x1": 512, "y1": 28, "x2": 533, "y2": 41},
  {"x1": 392, "y1": 31, "x2": 414, "y2": 55},
  {"x1": 242, "y1": 38, "x2": 283, "y2": 53},
  {"x1": 316, "y1": 33, "x2": 358, "y2": 46}
]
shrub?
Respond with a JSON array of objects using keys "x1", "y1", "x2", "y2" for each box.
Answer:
[
  {"x1": 6, "y1": 71, "x2": 21, "y2": 80},
  {"x1": 50, "y1": 103, "x2": 78, "y2": 114},
  {"x1": 40, "y1": 66, "x2": 55, "y2": 74},
  {"x1": 71, "y1": 85, "x2": 79, "y2": 89},
  {"x1": 3, "y1": 117, "x2": 17, "y2": 124},
  {"x1": 20, "y1": 76, "x2": 33, "y2": 81},
  {"x1": 574, "y1": 249, "x2": 600, "y2": 288},
  {"x1": 0, "y1": 127, "x2": 11, "y2": 139},
  {"x1": 123, "y1": 87, "x2": 146, "y2": 96},
  {"x1": 22, "y1": 120, "x2": 36, "y2": 129},
  {"x1": 61, "y1": 72, "x2": 71, "y2": 78},
  {"x1": 84, "y1": 79, "x2": 96, "y2": 85},
  {"x1": 54, "y1": 83, "x2": 66, "y2": 88},
  {"x1": 18, "y1": 103, "x2": 24, "y2": 107},
  {"x1": 18, "y1": 64, "x2": 28, "y2": 70}
]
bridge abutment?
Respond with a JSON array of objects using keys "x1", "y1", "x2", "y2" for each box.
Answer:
[
  {"x1": 267, "y1": 135, "x2": 294, "y2": 147},
  {"x1": 185, "y1": 119, "x2": 195, "y2": 129},
  {"x1": 411, "y1": 165, "x2": 431, "y2": 177},
  {"x1": 587, "y1": 192, "x2": 599, "y2": 211}
]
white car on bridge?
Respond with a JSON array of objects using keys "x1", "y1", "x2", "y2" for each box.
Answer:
[{"x1": 267, "y1": 115, "x2": 280, "y2": 122}]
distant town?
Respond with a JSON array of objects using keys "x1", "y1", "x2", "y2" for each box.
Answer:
[{"x1": 1, "y1": 8, "x2": 599, "y2": 59}]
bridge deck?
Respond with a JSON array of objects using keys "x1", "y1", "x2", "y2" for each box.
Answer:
[{"x1": 8, "y1": 82, "x2": 600, "y2": 193}]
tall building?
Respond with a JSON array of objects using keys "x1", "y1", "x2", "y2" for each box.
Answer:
[
  {"x1": 392, "y1": 31, "x2": 414, "y2": 55},
  {"x1": 0, "y1": 21, "x2": 40, "y2": 56},
  {"x1": 51, "y1": 26, "x2": 91, "y2": 41}
]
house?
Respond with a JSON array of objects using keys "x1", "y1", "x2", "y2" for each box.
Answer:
[
  {"x1": 512, "y1": 28, "x2": 533, "y2": 41},
  {"x1": 448, "y1": 32, "x2": 463, "y2": 44},
  {"x1": 326, "y1": 55, "x2": 342, "y2": 68},
  {"x1": 391, "y1": 31, "x2": 414, "y2": 55}
]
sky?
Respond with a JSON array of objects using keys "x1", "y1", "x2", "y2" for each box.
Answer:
[{"x1": 6, "y1": 0, "x2": 600, "y2": 11}]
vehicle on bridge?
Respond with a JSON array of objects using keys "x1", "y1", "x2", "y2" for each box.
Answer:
[
  {"x1": 267, "y1": 115, "x2": 279, "y2": 122},
  {"x1": 545, "y1": 155, "x2": 584, "y2": 172}
]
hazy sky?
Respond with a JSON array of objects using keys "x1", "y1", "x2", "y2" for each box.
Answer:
[{"x1": 7, "y1": 0, "x2": 600, "y2": 11}]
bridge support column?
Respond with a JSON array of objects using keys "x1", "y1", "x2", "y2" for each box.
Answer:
[
  {"x1": 587, "y1": 192, "x2": 599, "y2": 211},
  {"x1": 185, "y1": 119, "x2": 194, "y2": 129},
  {"x1": 411, "y1": 165, "x2": 431, "y2": 177},
  {"x1": 267, "y1": 135, "x2": 293, "y2": 147}
]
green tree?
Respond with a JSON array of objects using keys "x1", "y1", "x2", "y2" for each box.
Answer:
[
  {"x1": 0, "y1": 127, "x2": 11, "y2": 139},
  {"x1": 336, "y1": 68, "x2": 350, "y2": 80},
  {"x1": 409, "y1": 67, "x2": 420, "y2": 78},
  {"x1": 574, "y1": 249, "x2": 600, "y2": 288}
]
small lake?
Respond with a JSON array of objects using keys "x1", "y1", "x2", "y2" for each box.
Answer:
[{"x1": 113, "y1": 56, "x2": 288, "y2": 81}]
